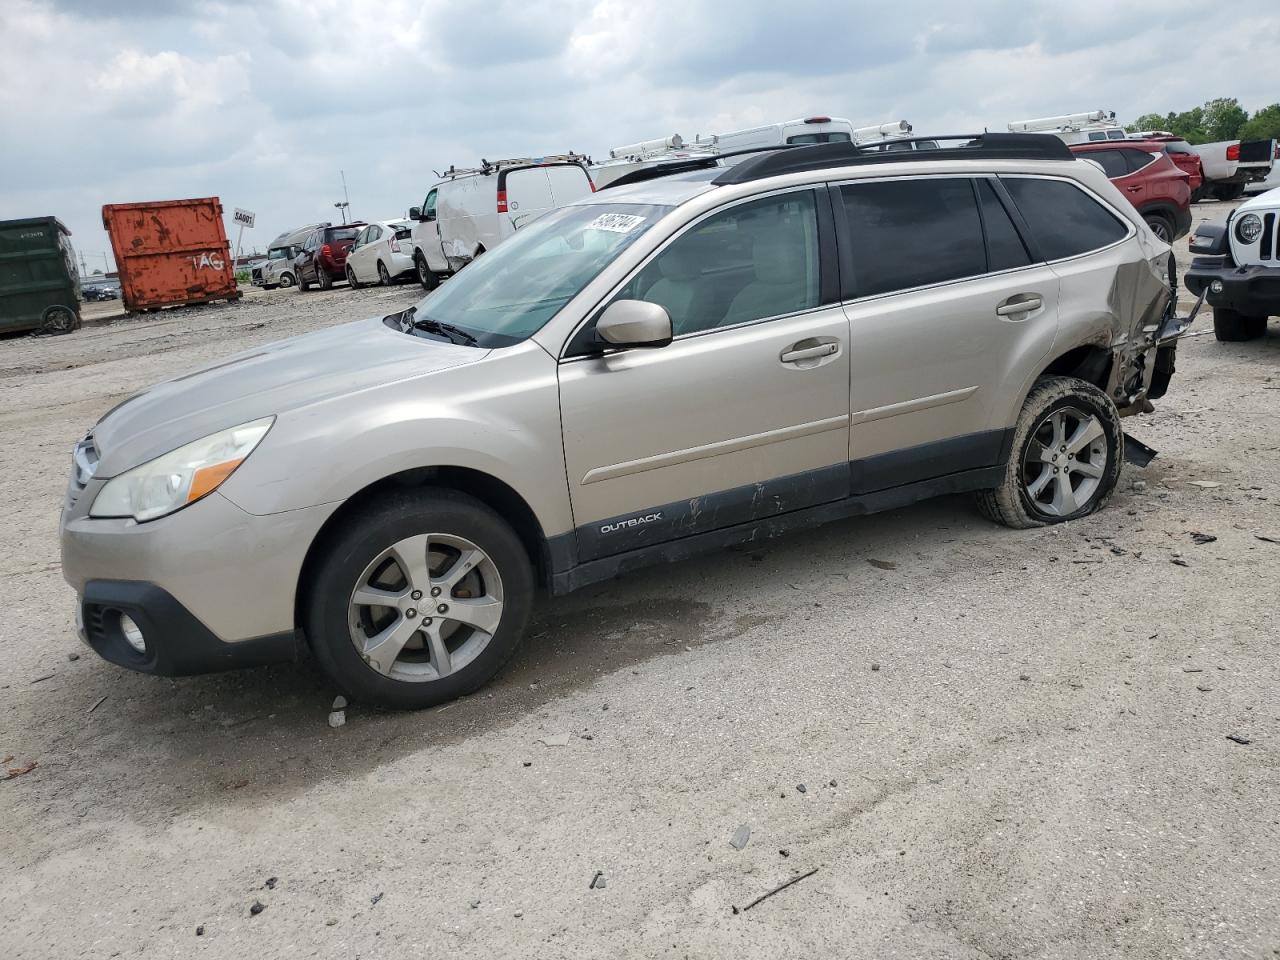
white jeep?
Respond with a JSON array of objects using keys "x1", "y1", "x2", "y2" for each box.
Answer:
[{"x1": 1185, "y1": 187, "x2": 1280, "y2": 341}]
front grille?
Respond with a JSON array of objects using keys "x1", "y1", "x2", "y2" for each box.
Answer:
[
  {"x1": 251, "y1": 267, "x2": 264, "y2": 282},
  {"x1": 84, "y1": 605, "x2": 109, "y2": 644},
  {"x1": 1265, "y1": 213, "x2": 1278, "y2": 262}
]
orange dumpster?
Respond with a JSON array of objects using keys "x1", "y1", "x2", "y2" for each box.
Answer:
[{"x1": 102, "y1": 197, "x2": 241, "y2": 312}]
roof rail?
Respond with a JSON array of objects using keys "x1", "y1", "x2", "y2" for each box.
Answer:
[
  {"x1": 434, "y1": 152, "x2": 590, "y2": 179},
  {"x1": 597, "y1": 145, "x2": 796, "y2": 191},
  {"x1": 712, "y1": 133, "x2": 1073, "y2": 185}
]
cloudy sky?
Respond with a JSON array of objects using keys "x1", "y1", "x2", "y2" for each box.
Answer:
[{"x1": 1, "y1": 0, "x2": 1276, "y2": 270}]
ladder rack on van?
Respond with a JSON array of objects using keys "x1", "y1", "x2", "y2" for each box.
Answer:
[{"x1": 435, "y1": 153, "x2": 591, "y2": 179}]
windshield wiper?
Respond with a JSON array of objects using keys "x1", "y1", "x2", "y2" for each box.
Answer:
[{"x1": 413, "y1": 315, "x2": 479, "y2": 346}]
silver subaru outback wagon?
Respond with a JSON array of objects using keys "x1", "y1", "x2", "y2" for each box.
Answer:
[{"x1": 60, "y1": 134, "x2": 1184, "y2": 709}]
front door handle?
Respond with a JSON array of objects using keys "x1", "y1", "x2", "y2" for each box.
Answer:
[
  {"x1": 996, "y1": 295, "x2": 1043, "y2": 318},
  {"x1": 1125, "y1": 185, "x2": 1142, "y2": 192},
  {"x1": 780, "y1": 341, "x2": 839, "y2": 364}
]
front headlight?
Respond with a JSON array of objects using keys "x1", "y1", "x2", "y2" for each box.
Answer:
[
  {"x1": 1235, "y1": 213, "x2": 1263, "y2": 244},
  {"x1": 90, "y1": 417, "x2": 274, "y2": 522}
]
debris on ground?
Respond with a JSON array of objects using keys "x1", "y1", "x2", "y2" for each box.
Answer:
[
  {"x1": 1190, "y1": 532, "x2": 1218, "y2": 545},
  {"x1": 1187, "y1": 480, "x2": 1222, "y2": 489},
  {"x1": 264, "y1": 877, "x2": 277, "y2": 890},
  {"x1": 249, "y1": 901, "x2": 266, "y2": 916},
  {"x1": 1196, "y1": 685, "x2": 1213, "y2": 692},
  {"x1": 730, "y1": 824, "x2": 751, "y2": 850},
  {"x1": 870, "y1": 663, "x2": 880, "y2": 672},
  {"x1": 87, "y1": 695, "x2": 107, "y2": 714},
  {"x1": 371, "y1": 892, "x2": 383, "y2": 906},
  {"x1": 331, "y1": 695, "x2": 347, "y2": 710},
  {"x1": 796, "y1": 784, "x2": 807, "y2": 794},
  {"x1": 514, "y1": 910, "x2": 524, "y2": 918},
  {"x1": 1019, "y1": 674, "x2": 1031, "y2": 681},
  {"x1": 5, "y1": 761, "x2": 38, "y2": 780},
  {"x1": 1183, "y1": 667, "x2": 1204, "y2": 673},
  {"x1": 589, "y1": 871, "x2": 606, "y2": 890},
  {"x1": 195, "y1": 925, "x2": 204, "y2": 936},
  {"x1": 67, "y1": 652, "x2": 79, "y2": 661},
  {"x1": 734, "y1": 867, "x2": 820, "y2": 914},
  {"x1": 469, "y1": 900, "x2": 480, "y2": 909},
  {"x1": 1255, "y1": 533, "x2": 1280, "y2": 544},
  {"x1": 1226, "y1": 734, "x2": 1251, "y2": 745},
  {"x1": 539, "y1": 732, "x2": 571, "y2": 747},
  {"x1": 29, "y1": 673, "x2": 54, "y2": 684},
  {"x1": 867, "y1": 559, "x2": 898, "y2": 570},
  {"x1": 1171, "y1": 558, "x2": 1191, "y2": 567},
  {"x1": 1131, "y1": 479, "x2": 1148, "y2": 492},
  {"x1": 328, "y1": 709, "x2": 346, "y2": 728}
]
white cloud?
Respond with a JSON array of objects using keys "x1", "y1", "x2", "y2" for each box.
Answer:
[{"x1": 1, "y1": 0, "x2": 1277, "y2": 270}]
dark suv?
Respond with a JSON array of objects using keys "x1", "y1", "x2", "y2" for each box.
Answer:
[
  {"x1": 1069, "y1": 142, "x2": 1192, "y2": 242},
  {"x1": 294, "y1": 223, "x2": 366, "y2": 291}
]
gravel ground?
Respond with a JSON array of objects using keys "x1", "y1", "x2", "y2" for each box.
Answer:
[{"x1": 3, "y1": 201, "x2": 1278, "y2": 959}]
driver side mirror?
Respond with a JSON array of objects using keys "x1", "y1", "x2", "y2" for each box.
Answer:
[
  {"x1": 596, "y1": 299, "x2": 673, "y2": 349},
  {"x1": 409, "y1": 206, "x2": 422, "y2": 220}
]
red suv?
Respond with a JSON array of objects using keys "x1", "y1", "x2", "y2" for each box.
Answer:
[
  {"x1": 1069, "y1": 142, "x2": 1192, "y2": 242},
  {"x1": 294, "y1": 223, "x2": 366, "y2": 291}
]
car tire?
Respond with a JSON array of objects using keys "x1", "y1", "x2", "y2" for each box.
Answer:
[
  {"x1": 976, "y1": 376, "x2": 1122, "y2": 530},
  {"x1": 278, "y1": 272, "x2": 294, "y2": 289},
  {"x1": 1213, "y1": 307, "x2": 1267, "y2": 342},
  {"x1": 347, "y1": 266, "x2": 362, "y2": 289},
  {"x1": 317, "y1": 266, "x2": 332, "y2": 291},
  {"x1": 378, "y1": 262, "x2": 391, "y2": 286},
  {"x1": 40, "y1": 306, "x2": 79, "y2": 335},
  {"x1": 304, "y1": 489, "x2": 534, "y2": 710},
  {"x1": 415, "y1": 253, "x2": 438, "y2": 291},
  {"x1": 297, "y1": 268, "x2": 311, "y2": 292},
  {"x1": 1143, "y1": 212, "x2": 1174, "y2": 243}
]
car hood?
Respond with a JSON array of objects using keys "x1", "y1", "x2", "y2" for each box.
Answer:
[
  {"x1": 1238, "y1": 185, "x2": 1280, "y2": 214},
  {"x1": 91, "y1": 316, "x2": 488, "y2": 476}
]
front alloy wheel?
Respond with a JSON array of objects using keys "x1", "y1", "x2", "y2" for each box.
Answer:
[
  {"x1": 305, "y1": 490, "x2": 533, "y2": 709},
  {"x1": 347, "y1": 533, "x2": 504, "y2": 682}
]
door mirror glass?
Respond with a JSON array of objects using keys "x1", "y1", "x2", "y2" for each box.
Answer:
[
  {"x1": 409, "y1": 206, "x2": 422, "y2": 221},
  {"x1": 596, "y1": 299, "x2": 672, "y2": 349}
]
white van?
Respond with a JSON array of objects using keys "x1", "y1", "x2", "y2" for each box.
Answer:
[
  {"x1": 588, "y1": 135, "x2": 722, "y2": 189},
  {"x1": 409, "y1": 157, "x2": 594, "y2": 289},
  {"x1": 699, "y1": 116, "x2": 857, "y2": 152},
  {"x1": 1007, "y1": 110, "x2": 1127, "y2": 145}
]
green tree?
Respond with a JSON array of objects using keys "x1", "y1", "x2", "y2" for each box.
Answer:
[
  {"x1": 1239, "y1": 103, "x2": 1280, "y2": 142},
  {"x1": 1201, "y1": 97, "x2": 1248, "y2": 142},
  {"x1": 1129, "y1": 113, "x2": 1170, "y2": 133}
]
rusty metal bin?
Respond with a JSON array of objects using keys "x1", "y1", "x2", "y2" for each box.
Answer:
[{"x1": 102, "y1": 197, "x2": 241, "y2": 312}]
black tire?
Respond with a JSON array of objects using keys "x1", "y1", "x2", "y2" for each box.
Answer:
[
  {"x1": 378, "y1": 262, "x2": 391, "y2": 286},
  {"x1": 416, "y1": 253, "x2": 438, "y2": 291},
  {"x1": 1213, "y1": 307, "x2": 1267, "y2": 342},
  {"x1": 1191, "y1": 185, "x2": 1206, "y2": 203},
  {"x1": 1212, "y1": 183, "x2": 1245, "y2": 201},
  {"x1": 346, "y1": 266, "x2": 362, "y2": 289},
  {"x1": 40, "y1": 306, "x2": 79, "y2": 335},
  {"x1": 297, "y1": 268, "x2": 311, "y2": 292},
  {"x1": 1143, "y1": 212, "x2": 1174, "y2": 243},
  {"x1": 317, "y1": 265, "x2": 332, "y2": 290},
  {"x1": 278, "y1": 272, "x2": 294, "y2": 288},
  {"x1": 304, "y1": 489, "x2": 534, "y2": 710},
  {"x1": 977, "y1": 376, "x2": 1123, "y2": 529}
]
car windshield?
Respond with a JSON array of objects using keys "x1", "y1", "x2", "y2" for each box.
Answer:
[
  {"x1": 268, "y1": 246, "x2": 290, "y2": 259},
  {"x1": 410, "y1": 202, "x2": 671, "y2": 347}
]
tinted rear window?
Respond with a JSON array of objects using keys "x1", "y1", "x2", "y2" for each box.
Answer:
[
  {"x1": 787, "y1": 132, "x2": 852, "y2": 144},
  {"x1": 1121, "y1": 148, "x2": 1158, "y2": 173},
  {"x1": 1083, "y1": 149, "x2": 1129, "y2": 179},
  {"x1": 328, "y1": 227, "x2": 359, "y2": 241},
  {"x1": 840, "y1": 178, "x2": 985, "y2": 297},
  {"x1": 1002, "y1": 178, "x2": 1128, "y2": 260}
]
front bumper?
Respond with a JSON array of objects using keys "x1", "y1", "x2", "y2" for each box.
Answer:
[
  {"x1": 61, "y1": 490, "x2": 337, "y2": 673},
  {"x1": 78, "y1": 580, "x2": 297, "y2": 676},
  {"x1": 1184, "y1": 260, "x2": 1280, "y2": 316}
]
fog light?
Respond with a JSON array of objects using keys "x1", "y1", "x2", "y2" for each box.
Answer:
[
  {"x1": 1210, "y1": 280, "x2": 1224, "y2": 294},
  {"x1": 119, "y1": 614, "x2": 146, "y2": 654}
]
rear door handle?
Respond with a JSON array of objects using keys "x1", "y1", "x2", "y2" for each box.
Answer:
[
  {"x1": 996, "y1": 295, "x2": 1043, "y2": 318},
  {"x1": 781, "y1": 342, "x2": 839, "y2": 363}
]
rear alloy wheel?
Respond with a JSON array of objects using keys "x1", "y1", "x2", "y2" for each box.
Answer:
[
  {"x1": 305, "y1": 490, "x2": 533, "y2": 709},
  {"x1": 1213, "y1": 307, "x2": 1267, "y2": 342},
  {"x1": 40, "y1": 306, "x2": 79, "y2": 335},
  {"x1": 1143, "y1": 213, "x2": 1173, "y2": 243},
  {"x1": 378, "y1": 262, "x2": 392, "y2": 286},
  {"x1": 416, "y1": 254, "x2": 438, "y2": 291},
  {"x1": 317, "y1": 265, "x2": 332, "y2": 290},
  {"x1": 346, "y1": 266, "x2": 362, "y2": 289},
  {"x1": 977, "y1": 376, "x2": 1122, "y2": 529}
]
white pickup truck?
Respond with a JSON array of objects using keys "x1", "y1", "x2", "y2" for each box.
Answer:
[{"x1": 1189, "y1": 139, "x2": 1277, "y2": 200}]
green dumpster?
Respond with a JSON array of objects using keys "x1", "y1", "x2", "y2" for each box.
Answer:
[{"x1": 0, "y1": 217, "x2": 82, "y2": 336}]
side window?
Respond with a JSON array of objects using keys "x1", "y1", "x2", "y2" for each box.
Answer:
[
  {"x1": 368, "y1": 226, "x2": 382, "y2": 242},
  {"x1": 977, "y1": 180, "x2": 1031, "y2": 272},
  {"x1": 425, "y1": 189, "x2": 438, "y2": 218},
  {"x1": 1087, "y1": 131, "x2": 1107, "y2": 141},
  {"x1": 1002, "y1": 177, "x2": 1128, "y2": 261},
  {"x1": 353, "y1": 227, "x2": 368, "y2": 247},
  {"x1": 1087, "y1": 149, "x2": 1130, "y2": 179},
  {"x1": 616, "y1": 190, "x2": 820, "y2": 336},
  {"x1": 840, "y1": 177, "x2": 985, "y2": 298},
  {"x1": 1121, "y1": 148, "x2": 1158, "y2": 173}
]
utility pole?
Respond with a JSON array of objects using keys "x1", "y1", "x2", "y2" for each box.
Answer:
[
  {"x1": 79, "y1": 250, "x2": 88, "y2": 278},
  {"x1": 340, "y1": 169, "x2": 351, "y2": 219}
]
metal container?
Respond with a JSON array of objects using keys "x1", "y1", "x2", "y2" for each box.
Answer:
[
  {"x1": 0, "y1": 216, "x2": 82, "y2": 335},
  {"x1": 102, "y1": 197, "x2": 241, "y2": 311}
]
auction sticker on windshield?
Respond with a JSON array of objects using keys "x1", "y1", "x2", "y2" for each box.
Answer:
[{"x1": 587, "y1": 213, "x2": 647, "y2": 234}]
